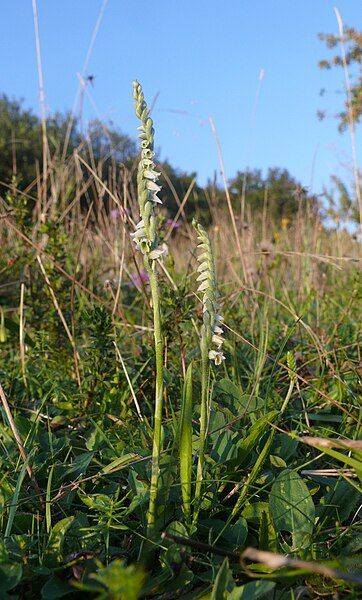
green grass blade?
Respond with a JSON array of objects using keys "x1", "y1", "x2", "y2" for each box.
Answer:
[
  {"x1": 46, "y1": 464, "x2": 54, "y2": 534},
  {"x1": 179, "y1": 362, "x2": 193, "y2": 524},
  {"x1": 4, "y1": 461, "x2": 27, "y2": 538}
]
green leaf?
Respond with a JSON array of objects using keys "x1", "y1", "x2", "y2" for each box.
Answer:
[
  {"x1": 162, "y1": 521, "x2": 190, "y2": 566},
  {"x1": 229, "y1": 580, "x2": 276, "y2": 599},
  {"x1": 271, "y1": 434, "x2": 298, "y2": 462},
  {"x1": 201, "y1": 518, "x2": 248, "y2": 549},
  {"x1": 214, "y1": 379, "x2": 263, "y2": 414},
  {"x1": 225, "y1": 519, "x2": 248, "y2": 548},
  {"x1": 101, "y1": 452, "x2": 141, "y2": 475},
  {"x1": 269, "y1": 455, "x2": 287, "y2": 468},
  {"x1": 90, "y1": 559, "x2": 145, "y2": 600},
  {"x1": 0, "y1": 562, "x2": 22, "y2": 593},
  {"x1": 80, "y1": 494, "x2": 114, "y2": 512},
  {"x1": 269, "y1": 469, "x2": 315, "y2": 551},
  {"x1": 226, "y1": 411, "x2": 278, "y2": 470},
  {"x1": 259, "y1": 510, "x2": 269, "y2": 551},
  {"x1": 211, "y1": 429, "x2": 237, "y2": 464},
  {"x1": 41, "y1": 575, "x2": 73, "y2": 599},
  {"x1": 4, "y1": 461, "x2": 27, "y2": 538},
  {"x1": 179, "y1": 362, "x2": 193, "y2": 522},
  {"x1": 318, "y1": 479, "x2": 361, "y2": 523},
  {"x1": 44, "y1": 516, "x2": 75, "y2": 566},
  {"x1": 242, "y1": 502, "x2": 270, "y2": 522},
  {"x1": 62, "y1": 452, "x2": 94, "y2": 479},
  {"x1": 3, "y1": 317, "x2": 35, "y2": 346},
  {"x1": 215, "y1": 379, "x2": 243, "y2": 405},
  {"x1": 211, "y1": 558, "x2": 231, "y2": 600}
]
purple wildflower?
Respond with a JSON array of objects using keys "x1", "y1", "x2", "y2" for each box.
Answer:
[
  {"x1": 165, "y1": 218, "x2": 180, "y2": 229},
  {"x1": 129, "y1": 269, "x2": 149, "y2": 289},
  {"x1": 110, "y1": 207, "x2": 129, "y2": 220}
]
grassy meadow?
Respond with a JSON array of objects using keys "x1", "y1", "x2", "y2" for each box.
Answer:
[{"x1": 0, "y1": 81, "x2": 361, "y2": 600}]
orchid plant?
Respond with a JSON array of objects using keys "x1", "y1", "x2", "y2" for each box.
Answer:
[
  {"x1": 131, "y1": 81, "x2": 165, "y2": 537},
  {"x1": 131, "y1": 82, "x2": 225, "y2": 539}
]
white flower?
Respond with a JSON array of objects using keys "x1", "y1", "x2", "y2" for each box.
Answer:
[
  {"x1": 151, "y1": 193, "x2": 163, "y2": 205},
  {"x1": 140, "y1": 158, "x2": 154, "y2": 169},
  {"x1": 130, "y1": 222, "x2": 151, "y2": 254},
  {"x1": 196, "y1": 271, "x2": 211, "y2": 282},
  {"x1": 149, "y1": 246, "x2": 167, "y2": 260},
  {"x1": 209, "y1": 349, "x2": 225, "y2": 365},
  {"x1": 144, "y1": 169, "x2": 161, "y2": 181},
  {"x1": 197, "y1": 261, "x2": 209, "y2": 273},
  {"x1": 138, "y1": 239, "x2": 151, "y2": 253},
  {"x1": 212, "y1": 333, "x2": 224, "y2": 348},
  {"x1": 130, "y1": 228, "x2": 147, "y2": 240},
  {"x1": 146, "y1": 180, "x2": 162, "y2": 193},
  {"x1": 197, "y1": 280, "x2": 210, "y2": 292}
]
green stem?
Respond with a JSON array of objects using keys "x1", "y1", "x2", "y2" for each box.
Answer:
[
  {"x1": 146, "y1": 259, "x2": 164, "y2": 537},
  {"x1": 193, "y1": 341, "x2": 209, "y2": 524}
]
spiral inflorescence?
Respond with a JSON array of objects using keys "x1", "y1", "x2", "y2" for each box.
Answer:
[
  {"x1": 193, "y1": 219, "x2": 225, "y2": 365},
  {"x1": 131, "y1": 81, "x2": 165, "y2": 261}
]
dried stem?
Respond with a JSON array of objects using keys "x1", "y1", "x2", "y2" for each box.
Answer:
[{"x1": 0, "y1": 383, "x2": 44, "y2": 505}]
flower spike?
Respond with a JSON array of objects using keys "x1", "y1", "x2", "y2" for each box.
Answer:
[
  {"x1": 131, "y1": 80, "x2": 164, "y2": 261},
  {"x1": 193, "y1": 219, "x2": 225, "y2": 365}
]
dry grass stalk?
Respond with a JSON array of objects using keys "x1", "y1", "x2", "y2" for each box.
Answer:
[{"x1": 0, "y1": 383, "x2": 44, "y2": 505}]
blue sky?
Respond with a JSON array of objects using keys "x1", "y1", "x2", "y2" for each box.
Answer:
[{"x1": 0, "y1": 0, "x2": 361, "y2": 193}]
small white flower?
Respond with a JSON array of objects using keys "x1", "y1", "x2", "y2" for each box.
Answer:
[
  {"x1": 130, "y1": 228, "x2": 147, "y2": 240},
  {"x1": 149, "y1": 247, "x2": 166, "y2": 260},
  {"x1": 146, "y1": 180, "x2": 162, "y2": 193},
  {"x1": 151, "y1": 193, "x2": 163, "y2": 205},
  {"x1": 212, "y1": 333, "x2": 224, "y2": 348},
  {"x1": 196, "y1": 271, "x2": 211, "y2": 282},
  {"x1": 208, "y1": 349, "x2": 225, "y2": 365},
  {"x1": 137, "y1": 238, "x2": 151, "y2": 253},
  {"x1": 197, "y1": 261, "x2": 209, "y2": 273},
  {"x1": 130, "y1": 224, "x2": 151, "y2": 254},
  {"x1": 144, "y1": 169, "x2": 161, "y2": 180},
  {"x1": 197, "y1": 280, "x2": 210, "y2": 292},
  {"x1": 140, "y1": 158, "x2": 154, "y2": 169},
  {"x1": 160, "y1": 242, "x2": 169, "y2": 256}
]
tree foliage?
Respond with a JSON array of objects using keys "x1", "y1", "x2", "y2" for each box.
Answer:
[
  {"x1": 0, "y1": 95, "x2": 44, "y2": 188},
  {"x1": 0, "y1": 95, "x2": 136, "y2": 192},
  {"x1": 230, "y1": 168, "x2": 318, "y2": 221},
  {"x1": 323, "y1": 174, "x2": 360, "y2": 224},
  {"x1": 0, "y1": 94, "x2": 320, "y2": 223},
  {"x1": 318, "y1": 27, "x2": 362, "y2": 131}
]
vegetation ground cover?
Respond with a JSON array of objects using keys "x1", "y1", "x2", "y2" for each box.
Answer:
[{"x1": 0, "y1": 79, "x2": 361, "y2": 599}]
